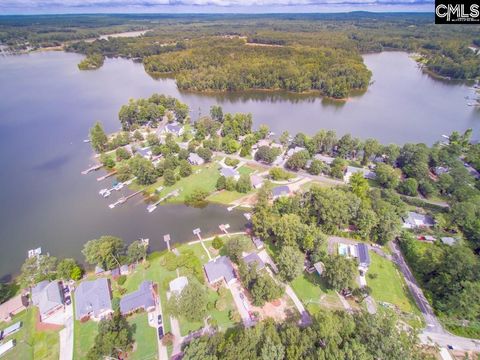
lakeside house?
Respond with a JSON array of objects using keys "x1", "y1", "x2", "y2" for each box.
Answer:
[
  {"x1": 286, "y1": 146, "x2": 306, "y2": 157},
  {"x1": 250, "y1": 174, "x2": 264, "y2": 189},
  {"x1": 75, "y1": 278, "x2": 113, "y2": 321},
  {"x1": 272, "y1": 185, "x2": 290, "y2": 200},
  {"x1": 188, "y1": 153, "x2": 205, "y2": 166},
  {"x1": 204, "y1": 256, "x2": 237, "y2": 286},
  {"x1": 162, "y1": 122, "x2": 184, "y2": 137},
  {"x1": 242, "y1": 252, "x2": 265, "y2": 271},
  {"x1": 0, "y1": 294, "x2": 28, "y2": 323},
  {"x1": 31, "y1": 281, "x2": 64, "y2": 322},
  {"x1": 344, "y1": 166, "x2": 376, "y2": 183},
  {"x1": 169, "y1": 276, "x2": 189, "y2": 295},
  {"x1": 120, "y1": 281, "x2": 155, "y2": 315},
  {"x1": 220, "y1": 167, "x2": 240, "y2": 181},
  {"x1": 314, "y1": 154, "x2": 335, "y2": 165},
  {"x1": 402, "y1": 211, "x2": 435, "y2": 229},
  {"x1": 136, "y1": 146, "x2": 153, "y2": 160},
  {"x1": 441, "y1": 237, "x2": 457, "y2": 246}
]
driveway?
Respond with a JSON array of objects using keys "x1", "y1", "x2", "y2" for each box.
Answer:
[
  {"x1": 285, "y1": 284, "x2": 312, "y2": 326},
  {"x1": 59, "y1": 302, "x2": 73, "y2": 360},
  {"x1": 155, "y1": 291, "x2": 169, "y2": 360},
  {"x1": 229, "y1": 281, "x2": 255, "y2": 327}
]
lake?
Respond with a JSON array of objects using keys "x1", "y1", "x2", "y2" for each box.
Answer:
[{"x1": 0, "y1": 50, "x2": 478, "y2": 278}]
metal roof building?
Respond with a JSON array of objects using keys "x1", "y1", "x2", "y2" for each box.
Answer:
[{"x1": 357, "y1": 243, "x2": 371, "y2": 268}]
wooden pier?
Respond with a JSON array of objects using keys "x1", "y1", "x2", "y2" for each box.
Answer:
[
  {"x1": 147, "y1": 189, "x2": 181, "y2": 213},
  {"x1": 97, "y1": 170, "x2": 117, "y2": 182},
  {"x1": 81, "y1": 164, "x2": 102, "y2": 175},
  {"x1": 109, "y1": 189, "x2": 144, "y2": 209}
]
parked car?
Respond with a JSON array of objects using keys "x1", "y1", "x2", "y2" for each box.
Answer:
[
  {"x1": 63, "y1": 286, "x2": 70, "y2": 294},
  {"x1": 157, "y1": 315, "x2": 162, "y2": 325},
  {"x1": 65, "y1": 296, "x2": 71, "y2": 305},
  {"x1": 158, "y1": 326, "x2": 164, "y2": 340}
]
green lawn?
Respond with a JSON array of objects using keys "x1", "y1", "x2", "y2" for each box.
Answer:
[
  {"x1": 237, "y1": 165, "x2": 255, "y2": 176},
  {"x1": 73, "y1": 319, "x2": 98, "y2": 360},
  {"x1": 128, "y1": 313, "x2": 157, "y2": 360},
  {"x1": 207, "y1": 190, "x2": 248, "y2": 204},
  {"x1": 290, "y1": 273, "x2": 343, "y2": 314},
  {"x1": 0, "y1": 308, "x2": 60, "y2": 360},
  {"x1": 367, "y1": 253, "x2": 418, "y2": 314}
]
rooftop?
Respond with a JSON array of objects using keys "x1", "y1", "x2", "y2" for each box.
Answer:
[
  {"x1": 403, "y1": 211, "x2": 435, "y2": 228},
  {"x1": 345, "y1": 166, "x2": 376, "y2": 180},
  {"x1": 220, "y1": 167, "x2": 239, "y2": 178},
  {"x1": 357, "y1": 243, "x2": 371, "y2": 267},
  {"x1": 272, "y1": 185, "x2": 290, "y2": 198},
  {"x1": 31, "y1": 280, "x2": 64, "y2": 317},
  {"x1": 314, "y1": 154, "x2": 335, "y2": 164},
  {"x1": 75, "y1": 278, "x2": 112, "y2": 320},
  {"x1": 188, "y1": 152, "x2": 204, "y2": 164},
  {"x1": 120, "y1": 281, "x2": 155, "y2": 315},
  {"x1": 250, "y1": 174, "x2": 263, "y2": 187},
  {"x1": 242, "y1": 252, "x2": 265, "y2": 270},
  {"x1": 204, "y1": 256, "x2": 236, "y2": 284},
  {"x1": 441, "y1": 237, "x2": 457, "y2": 246}
]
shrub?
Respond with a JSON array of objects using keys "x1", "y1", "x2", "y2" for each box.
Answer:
[
  {"x1": 212, "y1": 236, "x2": 224, "y2": 249},
  {"x1": 117, "y1": 275, "x2": 127, "y2": 285},
  {"x1": 225, "y1": 157, "x2": 240, "y2": 167}
]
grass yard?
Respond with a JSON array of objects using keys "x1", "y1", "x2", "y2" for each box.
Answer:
[
  {"x1": 367, "y1": 253, "x2": 418, "y2": 314},
  {"x1": 237, "y1": 165, "x2": 255, "y2": 176},
  {"x1": 128, "y1": 313, "x2": 157, "y2": 360},
  {"x1": 290, "y1": 273, "x2": 343, "y2": 314},
  {"x1": 0, "y1": 308, "x2": 60, "y2": 360},
  {"x1": 73, "y1": 319, "x2": 98, "y2": 360},
  {"x1": 207, "y1": 190, "x2": 248, "y2": 204}
]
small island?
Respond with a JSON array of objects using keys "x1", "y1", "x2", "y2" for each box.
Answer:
[{"x1": 77, "y1": 53, "x2": 105, "y2": 70}]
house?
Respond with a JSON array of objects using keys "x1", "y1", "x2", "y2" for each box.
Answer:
[
  {"x1": 250, "y1": 174, "x2": 264, "y2": 189},
  {"x1": 0, "y1": 340, "x2": 15, "y2": 357},
  {"x1": 252, "y1": 139, "x2": 271, "y2": 150},
  {"x1": 252, "y1": 236, "x2": 264, "y2": 250},
  {"x1": 120, "y1": 265, "x2": 130, "y2": 275},
  {"x1": 402, "y1": 212, "x2": 435, "y2": 229},
  {"x1": 434, "y1": 166, "x2": 449, "y2": 176},
  {"x1": 272, "y1": 185, "x2": 290, "y2": 200},
  {"x1": 344, "y1": 166, "x2": 376, "y2": 183},
  {"x1": 120, "y1": 281, "x2": 155, "y2": 315},
  {"x1": 31, "y1": 281, "x2": 64, "y2": 322},
  {"x1": 188, "y1": 153, "x2": 204, "y2": 166},
  {"x1": 0, "y1": 322, "x2": 22, "y2": 340},
  {"x1": 357, "y1": 243, "x2": 371, "y2": 269},
  {"x1": 135, "y1": 147, "x2": 152, "y2": 160},
  {"x1": 441, "y1": 237, "x2": 457, "y2": 246},
  {"x1": 242, "y1": 253, "x2": 265, "y2": 271},
  {"x1": 0, "y1": 294, "x2": 28, "y2": 323},
  {"x1": 75, "y1": 278, "x2": 113, "y2": 321},
  {"x1": 220, "y1": 167, "x2": 240, "y2": 181},
  {"x1": 287, "y1": 146, "x2": 306, "y2": 157},
  {"x1": 204, "y1": 256, "x2": 237, "y2": 286},
  {"x1": 314, "y1": 154, "x2": 335, "y2": 165},
  {"x1": 169, "y1": 276, "x2": 188, "y2": 295},
  {"x1": 163, "y1": 122, "x2": 184, "y2": 137},
  {"x1": 313, "y1": 262, "x2": 325, "y2": 276}
]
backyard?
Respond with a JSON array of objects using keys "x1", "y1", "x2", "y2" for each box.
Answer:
[
  {"x1": 128, "y1": 312, "x2": 157, "y2": 360},
  {"x1": 0, "y1": 308, "x2": 60, "y2": 360}
]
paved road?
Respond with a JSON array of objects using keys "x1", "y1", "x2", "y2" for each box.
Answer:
[{"x1": 59, "y1": 303, "x2": 73, "y2": 360}]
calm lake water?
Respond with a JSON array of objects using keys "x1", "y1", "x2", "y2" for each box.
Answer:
[{"x1": 0, "y1": 50, "x2": 478, "y2": 278}]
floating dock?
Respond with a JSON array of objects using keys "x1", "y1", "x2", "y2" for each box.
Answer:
[{"x1": 97, "y1": 170, "x2": 117, "y2": 182}]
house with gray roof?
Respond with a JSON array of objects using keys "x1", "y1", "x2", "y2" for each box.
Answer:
[
  {"x1": 204, "y1": 256, "x2": 237, "y2": 286},
  {"x1": 250, "y1": 174, "x2": 264, "y2": 189},
  {"x1": 220, "y1": 167, "x2": 240, "y2": 180},
  {"x1": 75, "y1": 278, "x2": 113, "y2": 321},
  {"x1": 441, "y1": 237, "x2": 457, "y2": 246},
  {"x1": 272, "y1": 185, "x2": 290, "y2": 200},
  {"x1": 135, "y1": 147, "x2": 152, "y2": 160},
  {"x1": 163, "y1": 122, "x2": 184, "y2": 137},
  {"x1": 120, "y1": 281, "x2": 155, "y2": 316},
  {"x1": 287, "y1": 146, "x2": 306, "y2": 157},
  {"x1": 31, "y1": 281, "x2": 64, "y2": 322},
  {"x1": 314, "y1": 154, "x2": 335, "y2": 165},
  {"x1": 357, "y1": 243, "x2": 371, "y2": 269},
  {"x1": 242, "y1": 253, "x2": 265, "y2": 271},
  {"x1": 344, "y1": 166, "x2": 376, "y2": 183},
  {"x1": 402, "y1": 211, "x2": 435, "y2": 229},
  {"x1": 188, "y1": 152, "x2": 204, "y2": 166}
]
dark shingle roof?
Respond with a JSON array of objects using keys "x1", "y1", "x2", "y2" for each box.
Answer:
[
  {"x1": 119, "y1": 281, "x2": 155, "y2": 315},
  {"x1": 204, "y1": 256, "x2": 236, "y2": 284},
  {"x1": 357, "y1": 243, "x2": 370, "y2": 267},
  {"x1": 75, "y1": 278, "x2": 112, "y2": 320}
]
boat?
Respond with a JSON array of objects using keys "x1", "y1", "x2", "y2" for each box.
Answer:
[
  {"x1": 83, "y1": 139, "x2": 90, "y2": 143},
  {"x1": 108, "y1": 204, "x2": 116, "y2": 209},
  {"x1": 147, "y1": 204, "x2": 157, "y2": 213},
  {"x1": 102, "y1": 190, "x2": 111, "y2": 198},
  {"x1": 99, "y1": 188, "x2": 108, "y2": 196}
]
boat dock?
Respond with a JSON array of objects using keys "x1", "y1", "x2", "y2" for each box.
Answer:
[
  {"x1": 147, "y1": 189, "x2": 181, "y2": 213},
  {"x1": 81, "y1": 164, "x2": 102, "y2": 175},
  {"x1": 97, "y1": 170, "x2": 117, "y2": 182},
  {"x1": 109, "y1": 189, "x2": 144, "y2": 209}
]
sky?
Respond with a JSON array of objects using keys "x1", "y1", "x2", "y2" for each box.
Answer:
[{"x1": 0, "y1": 0, "x2": 433, "y2": 15}]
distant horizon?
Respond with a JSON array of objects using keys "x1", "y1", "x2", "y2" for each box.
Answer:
[{"x1": 0, "y1": 1, "x2": 434, "y2": 16}]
